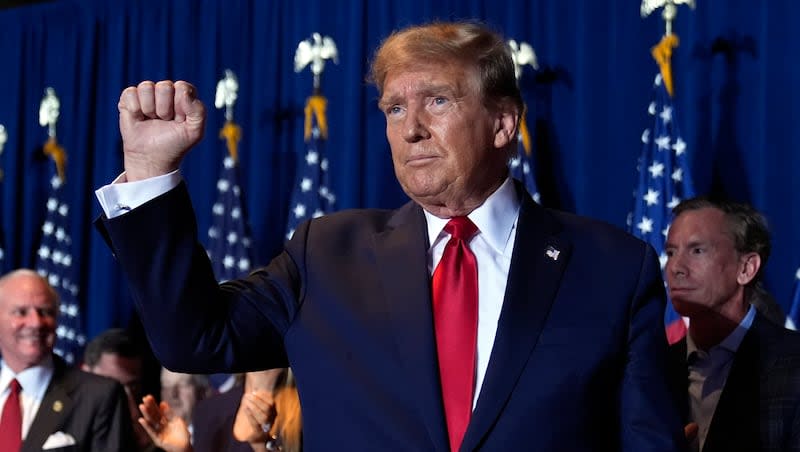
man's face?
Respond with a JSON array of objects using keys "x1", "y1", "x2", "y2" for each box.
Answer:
[
  {"x1": 85, "y1": 353, "x2": 147, "y2": 446},
  {"x1": 665, "y1": 207, "x2": 748, "y2": 316},
  {"x1": 86, "y1": 353, "x2": 143, "y2": 411},
  {"x1": 379, "y1": 63, "x2": 514, "y2": 216},
  {"x1": 0, "y1": 274, "x2": 57, "y2": 372},
  {"x1": 161, "y1": 369, "x2": 203, "y2": 421}
]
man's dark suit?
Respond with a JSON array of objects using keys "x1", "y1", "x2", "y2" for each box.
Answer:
[
  {"x1": 191, "y1": 385, "x2": 252, "y2": 452},
  {"x1": 98, "y1": 182, "x2": 685, "y2": 451},
  {"x1": 21, "y1": 355, "x2": 135, "y2": 452},
  {"x1": 668, "y1": 312, "x2": 800, "y2": 451}
]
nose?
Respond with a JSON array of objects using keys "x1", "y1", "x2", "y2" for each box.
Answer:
[
  {"x1": 665, "y1": 252, "x2": 686, "y2": 279},
  {"x1": 401, "y1": 106, "x2": 430, "y2": 143},
  {"x1": 24, "y1": 309, "x2": 48, "y2": 326}
]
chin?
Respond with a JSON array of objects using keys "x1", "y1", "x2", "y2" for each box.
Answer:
[{"x1": 671, "y1": 300, "x2": 706, "y2": 318}]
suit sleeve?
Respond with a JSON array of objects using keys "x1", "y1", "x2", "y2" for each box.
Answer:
[
  {"x1": 95, "y1": 182, "x2": 297, "y2": 373},
  {"x1": 90, "y1": 381, "x2": 137, "y2": 452},
  {"x1": 621, "y1": 243, "x2": 688, "y2": 451}
]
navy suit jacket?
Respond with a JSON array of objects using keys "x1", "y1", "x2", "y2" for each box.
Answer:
[
  {"x1": 191, "y1": 385, "x2": 252, "y2": 452},
  {"x1": 21, "y1": 355, "x2": 135, "y2": 452},
  {"x1": 668, "y1": 313, "x2": 800, "y2": 452},
  {"x1": 97, "y1": 181, "x2": 685, "y2": 451}
]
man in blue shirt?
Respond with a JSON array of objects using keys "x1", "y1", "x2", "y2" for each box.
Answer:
[{"x1": 665, "y1": 197, "x2": 800, "y2": 451}]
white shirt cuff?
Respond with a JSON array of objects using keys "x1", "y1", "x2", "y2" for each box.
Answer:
[{"x1": 95, "y1": 171, "x2": 182, "y2": 219}]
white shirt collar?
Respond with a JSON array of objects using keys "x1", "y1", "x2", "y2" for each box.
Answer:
[
  {"x1": 0, "y1": 355, "x2": 55, "y2": 400},
  {"x1": 424, "y1": 177, "x2": 520, "y2": 253}
]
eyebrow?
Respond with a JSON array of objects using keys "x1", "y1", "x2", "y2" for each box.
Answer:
[
  {"x1": 379, "y1": 83, "x2": 457, "y2": 108},
  {"x1": 666, "y1": 239, "x2": 712, "y2": 250}
]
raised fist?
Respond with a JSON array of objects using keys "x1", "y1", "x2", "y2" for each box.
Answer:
[{"x1": 118, "y1": 80, "x2": 206, "y2": 181}]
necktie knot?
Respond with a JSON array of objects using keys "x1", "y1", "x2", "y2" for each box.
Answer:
[
  {"x1": 444, "y1": 217, "x2": 477, "y2": 241},
  {"x1": 8, "y1": 379, "x2": 20, "y2": 395}
]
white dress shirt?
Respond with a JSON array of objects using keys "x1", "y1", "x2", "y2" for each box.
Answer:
[
  {"x1": 425, "y1": 177, "x2": 520, "y2": 409},
  {"x1": 0, "y1": 356, "x2": 55, "y2": 439},
  {"x1": 686, "y1": 305, "x2": 755, "y2": 451}
]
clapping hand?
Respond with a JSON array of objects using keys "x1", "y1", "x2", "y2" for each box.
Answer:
[
  {"x1": 138, "y1": 394, "x2": 193, "y2": 452},
  {"x1": 233, "y1": 389, "x2": 277, "y2": 444}
]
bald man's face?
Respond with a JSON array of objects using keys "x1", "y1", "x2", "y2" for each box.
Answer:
[{"x1": 0, "y1": 274, "x2": 57, "y2": 372}]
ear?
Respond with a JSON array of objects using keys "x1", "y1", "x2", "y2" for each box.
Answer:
[
  {"x1": 493, "y1": 102, "x2": 520, "y2": 149},
  {"x1": 736, "y1": 252, "x2": 761, "y2": 286},
  {"x1": 80, "y1": 363, "x2": 90, "y2": 371}
]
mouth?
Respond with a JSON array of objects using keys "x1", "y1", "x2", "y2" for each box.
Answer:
[
  {"x1": 669, "y1": 287, "x2": 693, "y2": 298},
  {"x1": 17, "y1": 332, "x2": 52, "y2": 345},
  {"x1": 405, "y1": 154, "x2": 439, "y2": 166}
]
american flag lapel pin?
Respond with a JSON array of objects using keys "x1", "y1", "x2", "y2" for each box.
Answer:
[{"x1": 545, "y1": 245, "x2": 560, "y2": 261}]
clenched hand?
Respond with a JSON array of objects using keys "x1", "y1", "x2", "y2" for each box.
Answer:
[{"x1": 118, "y1": 80, "x2": 206, "y2": 181}]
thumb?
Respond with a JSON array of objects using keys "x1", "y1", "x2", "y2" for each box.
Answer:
[{"x1": 173, "y1": 81, "x2": 206, "y2": 126}]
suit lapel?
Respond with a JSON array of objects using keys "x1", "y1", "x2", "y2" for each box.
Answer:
[
  {"x1": 372, "y1": 202, "x2": 449, "y2": 452},
  {"x1": 22, "y1": 358, "x2": 73, "y2": 452},
  {"x1": 702, "y1": 319, "x2": 761, "y2": 452},
  {"x1": 462, "y1": 191, "x2": 570, "y2": 451},
  {"x1": 668, "y1": 339, "x2": 690, "y2": 423}
]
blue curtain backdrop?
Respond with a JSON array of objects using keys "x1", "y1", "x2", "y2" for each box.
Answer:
[{"x1": 0, "y1": 0, "x2": 799, "y2": 339}]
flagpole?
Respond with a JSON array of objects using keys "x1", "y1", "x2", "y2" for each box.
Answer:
[
  {"x1": 35, "y1": 87, "x2": 85, "y2": 363},
  {"x1": 286, "y1": 33, "x2": 339, "y2": 240}
]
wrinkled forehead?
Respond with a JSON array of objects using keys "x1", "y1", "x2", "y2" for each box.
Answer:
[
  {"x1": 670, "y1": 208, "x2": 735, "y2": 244},
  {"x1": 0, "y1": 275, "x2": 57, "y2": 309},
  {"x1": 380, "y1": 62, "x2": 479, "y2": 100}
]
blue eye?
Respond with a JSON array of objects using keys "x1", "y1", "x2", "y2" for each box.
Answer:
[
  {"x1": 433, "y1": 97, "x2": 448, "y2": 105},
  {"x1": 386, "y1": 105, "x2": 403, "y2": 116}
]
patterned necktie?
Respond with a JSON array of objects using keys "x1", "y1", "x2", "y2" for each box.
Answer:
[
  {"x1": 0, "y1": 379, "x2": 22, "y2": 452},
  {"x1": 432, "y1": 216, "x2": 479, "y2": 452}
]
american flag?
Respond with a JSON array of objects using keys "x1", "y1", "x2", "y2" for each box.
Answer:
[
  {"x1": 35, "y1": 141, "x2": 85, "y2": 364},
  {"x1": 509, "y1": 114, "x2": 541, "y2": 203},
  {"x1": 785, "y1": 268, "x2": 800, "y2": 330},
  {"x1": 206, "y1": 146, "x2": 254, "y2": 283},
  {"x1": 285, "y1": 95, "x2": 336, "y2": 240},
  {"x1": 628, "y1": 57, "x2": 695, "y2": 345},
  {"x1": 205, "y1": 121, "x2": 253, "y2": 392}
]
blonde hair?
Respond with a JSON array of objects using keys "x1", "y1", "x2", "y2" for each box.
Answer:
[
  {"x1": 271, "y1": 369, "x2": 301, "y2": 452},
  {"x1": 368, "y1": 21, "x2": 523, "y2": 113}
]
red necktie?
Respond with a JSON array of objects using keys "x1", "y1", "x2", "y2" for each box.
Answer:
[
  {"x1": 0, "y1": 379, "x2": 22, "y2": 452},
  {"x1": 432, "y1": 217, "x2": 478, "y2": 452}
]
